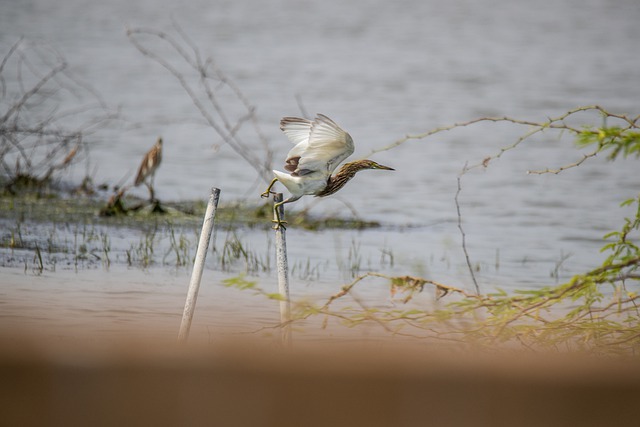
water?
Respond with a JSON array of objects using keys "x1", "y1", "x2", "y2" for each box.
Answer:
[{"x1": 1, "y1": 0, "x2": 639, "y2": 339}]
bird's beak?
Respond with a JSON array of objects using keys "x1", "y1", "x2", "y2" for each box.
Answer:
[{"x1": 377, "y1": 164, "x2": 395, "y2": 171}]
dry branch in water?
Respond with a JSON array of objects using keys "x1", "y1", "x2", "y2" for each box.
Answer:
[
  {"x1": 0, "y1": 39, "x2": 114, "y2": 191},
  {"x1": 126, "y1": 22, "x2": 273, "y2": 186}
]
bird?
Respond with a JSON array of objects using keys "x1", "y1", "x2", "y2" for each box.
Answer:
[
  {"x1": 261, "y1": 114, "x2": 394, "y2": 228},
  {"x1": 134, "y1": 137, "x2": 163, "y2": 201}
]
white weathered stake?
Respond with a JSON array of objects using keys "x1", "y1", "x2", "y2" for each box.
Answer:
[
  {"x1": 274, "y1": 193, "x2": 292, "y2": 347},
  {"x1": 178, "y1": 187, "x2": 220, "y2": 343}
]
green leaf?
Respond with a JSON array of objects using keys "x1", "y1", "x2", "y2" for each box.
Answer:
[
  {"x1": 222, "y1": 274, "x2": 257, "y2": 290},
  {"x1": 265, "y1": 293, "x2": 286, "y2": 301}
]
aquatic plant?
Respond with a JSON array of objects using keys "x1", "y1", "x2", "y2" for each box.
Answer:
[
  {"x1": 219, "y1": 230, "x2": 270, "y2": 275},
  {"x1": 163, "y1": 221, "x2": 193, "y2": 268}
]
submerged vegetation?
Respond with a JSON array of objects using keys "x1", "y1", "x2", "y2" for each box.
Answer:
[{"x1": 0, "y1": 193, "x2": 381, "y2": 274}]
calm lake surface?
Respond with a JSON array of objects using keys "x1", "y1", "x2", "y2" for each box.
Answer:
[{"x1": 1, "y1": 0, "x2": 639, "y2": 340}]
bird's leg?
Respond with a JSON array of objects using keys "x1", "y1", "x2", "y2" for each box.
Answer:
[
  {"x1": 260, "y1": 177, "x2": 278, "y2": 199},
  {"x1": 272, "y1": 199, "x2": 288, "y2": 230},
  {"x1": 151, "y1": 173, "x2": 159, "y2": 202},
  {"x1": 144, "y1": 181, "x2": 155, "y2": 202}
]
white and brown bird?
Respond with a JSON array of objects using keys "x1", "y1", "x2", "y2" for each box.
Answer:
[
  {"x1": 261, "y1": 114, "x2": 394, "y2": 228},
  {"x1": 134, "y1": 137, "x2": 163, "y2": 201}
]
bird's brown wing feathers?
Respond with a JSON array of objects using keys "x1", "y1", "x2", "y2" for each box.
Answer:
[{"x1": 134, "y1": 143, "x2": 162, "y2": 185}]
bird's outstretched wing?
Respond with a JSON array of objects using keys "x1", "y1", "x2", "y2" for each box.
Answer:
[
  {"x1": 280, "y1": 116, "x2": 313, "y2": 146},
  {"x1": 280, "y1": 114, "x2": 354, "y2": 176}
]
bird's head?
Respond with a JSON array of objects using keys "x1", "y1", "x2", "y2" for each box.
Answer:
[
  {"x1": 317, "y1": 159, "x2": 395, "y2": 197},
  {"x1": 157, "y1": 137, "x2": 163, "y2": 145},
  {"x1": 350, "y1": 159, "x2": 395, "y2": 171}
]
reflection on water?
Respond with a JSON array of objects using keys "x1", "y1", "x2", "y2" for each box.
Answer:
[{"x1": 1, "y1": 0, "x2": 639, "y2": 339}]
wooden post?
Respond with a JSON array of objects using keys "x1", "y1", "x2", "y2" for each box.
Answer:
[
  {"x1": 178, "y1": 187, "x2": 220, "y2": 343},
  {"x1": 274, "y1": 193, "x2": 292, "y2": 347}
]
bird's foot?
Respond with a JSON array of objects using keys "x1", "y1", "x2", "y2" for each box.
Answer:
[
  {"x1": 261, "y1": 178, "x2": 279, "y2": 199},
  {"x1": 271, "y1": 219, "x2": 287, "y2": 230}
]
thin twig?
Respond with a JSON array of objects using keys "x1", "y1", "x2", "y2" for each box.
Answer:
[
  {"x1": 126, "y1": 26, "x2": 272, "y2": 183},
  {"x1": 0, "y1": 39, "x2": 113, "y2": 184},
  {"x1": 455, "y1": 165, "x2": 480, "y2": 295}
]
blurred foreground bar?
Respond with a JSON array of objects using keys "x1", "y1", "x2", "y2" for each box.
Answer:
[{"x1": 2, "y1": 338, "x2": 639, "y2": 427}]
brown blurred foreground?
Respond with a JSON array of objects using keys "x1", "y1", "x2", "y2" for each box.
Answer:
[{"x1": 2, "y1": 337, "x2": 639, "y2": 427}]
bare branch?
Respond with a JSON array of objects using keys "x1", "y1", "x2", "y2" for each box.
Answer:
[
  {"x1": 367, "y1": 105, "x2": 637, "y2": 175},
  {"x1": 0, "y1": 39, "x2": 114, "y2": 187},
  {"x1": 126, "y1": 25, "x2": 272, "y2": 183},
  {"x1": 455, "y1": 167, "x2": 480, "y2": 295}
]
